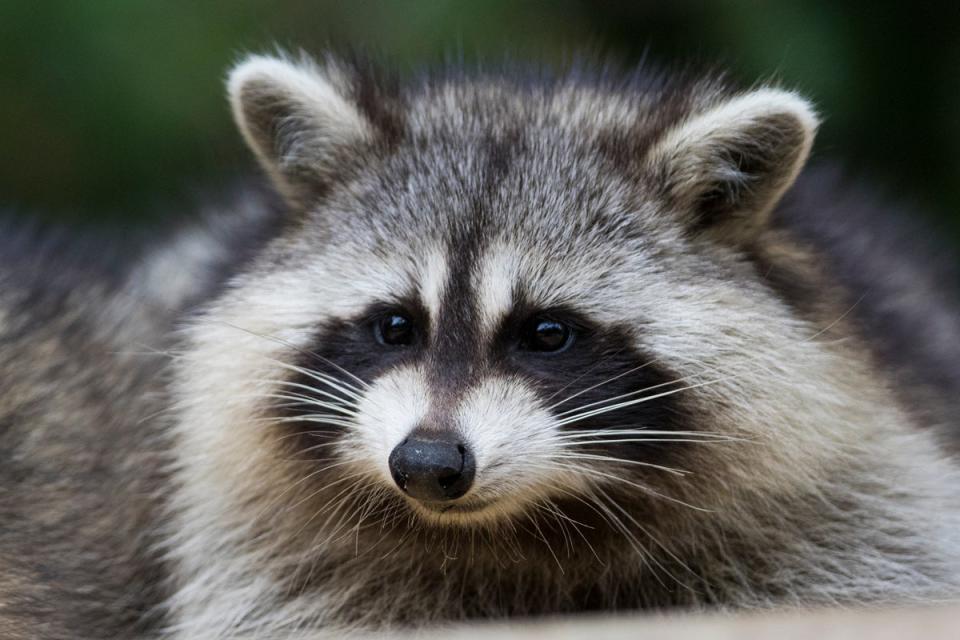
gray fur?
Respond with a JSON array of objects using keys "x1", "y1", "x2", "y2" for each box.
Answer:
[{"x1": 1, "y1": 53, "x2": 959, "y2": 639}]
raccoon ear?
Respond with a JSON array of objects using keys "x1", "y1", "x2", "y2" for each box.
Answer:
[
  {"x1": 227, "y1": 54, "x2": 370, "y2": 206},
  {"x1": 648, "y1": 89, "x2": 818, "y2": 242}
]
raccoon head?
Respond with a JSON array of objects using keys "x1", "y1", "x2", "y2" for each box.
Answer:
[{"x1": 173, "y1": 54, "x2": 854, "y2": 566}]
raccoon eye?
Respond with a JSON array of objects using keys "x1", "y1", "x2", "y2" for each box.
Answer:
[
  {"x1": 375, "y1": 313, "x2": 414, "y2": 346},
  {"x1": 520, "y1": 316, "x2": 574, "y2": 353}
]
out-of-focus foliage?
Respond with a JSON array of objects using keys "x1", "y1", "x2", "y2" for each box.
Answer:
[{"x1": 1, "y1": 1, "x2": 958, "y2": 241}]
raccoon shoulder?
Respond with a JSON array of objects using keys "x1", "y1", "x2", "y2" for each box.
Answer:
[
  {"x1": 0, "y1": 187, "x2": 281, "y2": 338},
  {"x1": 762, "y1": 166, "x2": 960, "y2": 443},
  {"x1": 0, "y1": 214, "x2": 169, "y2": 637},
  {"x1": 0, "y1": 187, "x2": 281, "y2": 638}
]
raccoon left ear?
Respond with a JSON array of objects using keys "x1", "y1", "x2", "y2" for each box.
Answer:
[
  {"x1": 648, "y1": 88, "x2": 818, "y2": 242},
  {"x1": 227, "y1": 54, "x2": 371, "y2": 206}
]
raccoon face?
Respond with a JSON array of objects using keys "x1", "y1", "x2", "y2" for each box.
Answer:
[{"x1": 178, "y1": 54, "x2": 823, "y2": 547}]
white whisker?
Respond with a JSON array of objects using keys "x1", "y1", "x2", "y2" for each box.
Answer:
[
  {"x1": 554, "y1": 372, "x2": 705, "y2": 418},
  {"x1": 552, "y1": 452, "x2": 689, "y2": 476},
  {"x1": 555, "y1": 428, "x2": 741, "y2": 441},
  {"x1": 538, "y1": 461, "x2": 711, "y2": 513},
  {"x1": 556, "y1": 377, "x2": 734, "y2": 428},
  {"x1": 547, "y1": 357, "x2": 659, "y2": 411},
  {"x1": 218, "y1": 320, "x2": 371, "y2": 390}
]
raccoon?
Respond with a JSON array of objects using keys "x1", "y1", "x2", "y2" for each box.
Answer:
[{"x1": 1, "y1": 52, "x2": 960, "y2": 639}]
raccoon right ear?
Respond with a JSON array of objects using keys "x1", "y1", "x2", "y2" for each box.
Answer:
[
  {"x1": 227, "y1": 54, "x2": 371, "y2": 206},
  {"x1": 647, "y1": 88, "x2": 818, "y2": 243}
]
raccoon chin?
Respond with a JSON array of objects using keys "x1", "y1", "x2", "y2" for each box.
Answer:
[{"x1": 403, "y1": 494, "x2": 530, "y2": 528}]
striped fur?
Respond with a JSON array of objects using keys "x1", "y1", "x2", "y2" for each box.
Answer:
[{"x1": 1, "y1": 53, "x2": 958, "y2": 638}]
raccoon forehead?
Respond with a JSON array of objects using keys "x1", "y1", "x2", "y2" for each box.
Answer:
[
  {"x1": 473, "y1": 237, "x2": 652, "y2": 331},
  {"x1": 252, "y1": 225, "x2": 651, "y2": 343},
  {"x1": 284, "y1": 152, "x2": 665, "y2": 328},
  {"x1": 307, "y1": 130, "x2": 663, "y2": 261}
]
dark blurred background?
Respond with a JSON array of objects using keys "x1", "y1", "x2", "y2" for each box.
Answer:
[{"x1": 1, "y1": 1, "x2": 958, "y2": 242}]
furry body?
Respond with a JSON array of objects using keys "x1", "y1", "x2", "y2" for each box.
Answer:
[{"x1": 1, "y1": 55, "x2": 959, "y2": 639}]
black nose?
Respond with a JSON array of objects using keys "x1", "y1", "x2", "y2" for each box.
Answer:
[{"x1": 388, "y1": 435, "x2": 475, "y2": 502}]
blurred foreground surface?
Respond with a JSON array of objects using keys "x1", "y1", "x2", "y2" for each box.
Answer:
[{"x1": 382, "y1": 605, "x2": 960, "y2": 640}]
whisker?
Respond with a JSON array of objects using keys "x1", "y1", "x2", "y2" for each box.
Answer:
[
  {"x1": 524, "y1": 510, "x2": 564, "y2": 573},
  {"x1": 593, "y1": 486, "x2": 691, "y2": 591},
  {"x1": 539, "y1": 488, "x2": 604, "y2": 565},
  {"x1": 252, "y1": 415, "x2": 358, "y2": 430},
  {"x1": 581, "y1": 489, "x2": 653, "y2": 570},
  {"x1": 290, "y1": 477, "x2": 371, "y2": 590},
  {"x1": 251, "y1": 377, "x2": 362, "y2": 409},
  {"x1": 555, "y1": 428, "x2": 741, "y2": 441},
  {"x1": 554, "y1": 372, "x2": 704, "y2": 418},
  {"x1": 804, "y1": 293, "x2": 866, "y2": 343},
  {"x1": 559, "y1": 437, "x2": 739, "y2": 447},
  {"x1": 241, "y1": 392, "x2": 360, "y2": 419},
  {"x1": 538, "y1": 461, "x2": 711, "y2": 513},
  {"x1": 552, "y1": 452, "x2": 689, "y2": 477},
  {"x1": 286, "y1": 471, "x2": 368, "y2": 513},
  {"x1": 542, "y1": 346, "x2": 630, "y2": 405},
  {"x1": 556, "y1": 377, "x2": 734, "y2": 428},
  {"x1": 295, "y1": 439, "x2": 350, "y2": 458},
  {"x1": 218, "y1": 321, "x2": 371, "y2": 391},
  {"x1": 255, "y1": 363, "x2": 365, "y2": 402},
  {"x1": 598, "y1": 488, "x2": 698, "y2": 585},
  {"x1": 250, "y1": 458, "x2": 358, "y2": 523},
  {"x1": 547, "y1": 357, "x2": 659, "y2": 411}
]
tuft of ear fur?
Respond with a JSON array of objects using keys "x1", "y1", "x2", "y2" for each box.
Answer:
[
  {"x1": 648, "y1": 88, "x2": 818, "y2": 243},
  {"x1": 227, "y1": 54, "x2": 371, "y2": 205}
]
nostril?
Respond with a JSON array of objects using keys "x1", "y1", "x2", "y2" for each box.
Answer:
[
  {"x1": 437, "y1": 473, "x2": 460, "y2": 490},
  {"x1": 437, "y1": 462, "x2": 464, "y2": 491},
  {"x1": 443, "y1": 443, "x2": 475, "y2": 500},
  {"x1": 438, "y1": 443, "x2": 467, "y2": 489}
]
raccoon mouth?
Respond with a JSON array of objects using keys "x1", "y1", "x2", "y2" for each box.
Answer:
[{"x1": 417, "y1": 498, "x2": 494, "y2": 515}]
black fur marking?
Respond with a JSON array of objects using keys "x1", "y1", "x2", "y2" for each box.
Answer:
[
  {"x1": 426, "y1": 229, "x2": 486, "y2": 404},
  {"x1": 481, "y1": 129, "x2": 521, "y2": 194},
  {"x1": 275, "y1": 294, "x2": 430, "y2": 454},
  {"x1": 493, "y1": 298, "x2": 690, "y2": 467},
  {"x1": 595, "y1": 88, "x2": 696, "y2": 176},
  {"x1": 277, "y1": 284, "x2": 690, "y2": 473},
  {"x1": 422, "y1": 130, "x2": 522, "y2": 406},
  {"x1": 348, "y1": 57, "x2": 406, "y2": 149}
]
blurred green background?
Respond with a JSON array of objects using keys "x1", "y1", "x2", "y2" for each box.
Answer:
[{"x1": 1, "y1": 1, "x2": 958, "y2": 242}]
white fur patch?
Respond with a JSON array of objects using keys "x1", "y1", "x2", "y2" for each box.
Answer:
[
  {"x1": 475, "y1": 241, "x2": 520, "y2": 335},
  {"x1": 350, "y1": 365, "x2": 432, "y2": 487},
  {"x1": 419, "y1": 246, "x2": 449, "y2": 321},
  {"x1": 449, "y1": 376, "x2": 588, "y2": 523}
]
